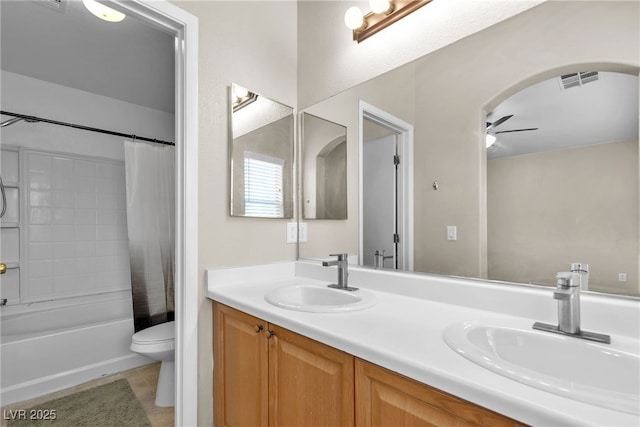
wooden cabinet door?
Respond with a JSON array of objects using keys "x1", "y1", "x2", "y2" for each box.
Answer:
[
  {"x1": 355, "y1": 359, "x2": 522, "y2": 427},
  {"x1": 213, "y1": 302, "x2": 269, "y2": 427},
  {"x1": 268, "y1": 324, "x2": 355, "y2": 427}
]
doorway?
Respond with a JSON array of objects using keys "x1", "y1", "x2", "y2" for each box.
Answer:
[
  {"x1": 359, "y1": 101, "x2": 414, "y2": 271},
  {"x1": 107, "y1": 1, "x2": 198, "y2": 425}
]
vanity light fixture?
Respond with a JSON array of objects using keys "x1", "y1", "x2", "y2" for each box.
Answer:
[
  {"x1": 82, "y1": 0, "x2": 126, "y2": 22},
  {"x1": 345, "y1": 0, "x2": 433, "y2": 43},
  {"x1": 485, "y1": 134, "x2": 497, "y2": 148},
  {"x1": 232, "y1": 84, "x2": 258, "y2": 112}
]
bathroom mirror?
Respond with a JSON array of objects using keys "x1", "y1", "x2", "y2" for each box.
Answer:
[
  {"x1": 297, "y1": 2, "x2": 639, "y2": 298},
  {"x1": 301, "y1": 113, "x2": 348, "y2": 219},
  {"x1": 229, "y1": 84, "x2": 294, "y2": 218}
]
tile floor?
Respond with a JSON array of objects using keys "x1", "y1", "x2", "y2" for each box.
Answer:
[{"x1": 1, "y1": 363, "x2": 173, "y2": 427}]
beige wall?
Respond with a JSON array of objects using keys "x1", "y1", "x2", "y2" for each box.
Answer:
[
  {"x1": 170, "y1": 2, "x2": 297, "y2": 425},
  {"x1": 488, "y1": 141, "x2": 639, "y2": 296},
  {"x1": 297, "y1": 0, "x2": 544, "y2": 108}
]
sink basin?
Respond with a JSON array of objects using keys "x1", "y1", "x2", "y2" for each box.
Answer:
[
  {"x1": 444, "y1": 318, "x2": 640, "y2": 415},
  {"x1": 264, "y1": 284, "x2": 376, "y2": 313}
]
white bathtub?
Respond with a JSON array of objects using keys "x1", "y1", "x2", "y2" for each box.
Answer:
[{"x1": 0, "y1": 293, "x2": 151, "y2": 405}]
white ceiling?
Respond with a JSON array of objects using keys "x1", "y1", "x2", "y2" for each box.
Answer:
[
  {"x1": 0, "y1": 0, "x2": 175, "y2": 113},
  {"x1": 487, "y1": 71, "x2": 639, "y2": 160}
]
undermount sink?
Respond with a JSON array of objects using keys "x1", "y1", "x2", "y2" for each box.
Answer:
[
  {"x1": 444, "y1": 318, "x2": 640, "y2": 415},
  {"x1": 264, "y1": 284, "x2": 376, "y2": 313}
]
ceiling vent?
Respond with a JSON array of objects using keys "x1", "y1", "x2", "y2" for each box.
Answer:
[
  {"x1": 32, "y1": 0, "x2": 68, "y2": 13},
  {"x1": 559, "y1": 71, "x2": 599, "y2": 90}
]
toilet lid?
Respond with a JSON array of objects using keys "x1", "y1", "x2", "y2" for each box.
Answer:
[{"x1": 132, "y1": 321, "x2": 175, "y2": 344}]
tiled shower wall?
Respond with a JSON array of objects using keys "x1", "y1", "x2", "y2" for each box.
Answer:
[{"x1": 23, "y1": 150, "x2": 130, "y2": 303}]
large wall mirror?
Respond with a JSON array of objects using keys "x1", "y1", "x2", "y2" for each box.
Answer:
[
  {"x1": 229, "y1": 84, "x2": 294, "y2": 218},
  {"x1": 301, "y1": 113, "x2": 348, "y2": 220},
  {"x1": 297, "y1": 1, "x2": 640, "y2": 298}
]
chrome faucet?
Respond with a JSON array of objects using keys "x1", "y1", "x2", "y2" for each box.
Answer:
[
  {"x1": 322, "y1": 253, "x2": 358, "y2": 291},
  {"x1": 373, "y1": 250, "x2": 393, "y2": 269},
  {"x1": 533, "y1": 270, "x2": 610, "y2": 344},
  {"x1": 553, "y1": 272, "x2": 581, "y2": 334}
]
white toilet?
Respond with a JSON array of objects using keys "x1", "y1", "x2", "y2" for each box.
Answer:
[{"x1": 130, "y1": 321, "x2": 175, "y2": 407}]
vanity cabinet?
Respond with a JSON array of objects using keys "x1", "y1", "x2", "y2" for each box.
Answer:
[
  {"x1": 213, "y1": 302, "x2": 522, "y2": 427},
  {"x1": 355, "y1": 359, "x2": 522, "y2": 427},
  {"x1": 213, "y1": 302, "x2": 354, "y2": 427}
]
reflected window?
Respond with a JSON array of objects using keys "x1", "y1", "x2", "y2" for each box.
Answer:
[{"x1": 243, "y1": 151, "x2": 284, "y2": 217}]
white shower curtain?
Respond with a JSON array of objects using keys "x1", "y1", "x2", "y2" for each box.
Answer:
[{"x1": 124, "y1": 140, "x2": 175, "y2": 332}]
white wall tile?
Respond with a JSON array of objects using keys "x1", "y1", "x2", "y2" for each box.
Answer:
[
  {"x1": 29, "y1": 172, "x2": 51, "y2": 190},
  {"x1": 29, "y1": 207, "x2": 52, "y2": 225},
  {"x1": 30, "y1": 191, "x2": 51, "y2": 207},
  {"x1": 23, "y1": 151, "x2": 130, "y2": 302},
  {"x1": 29, "y1": 243, "x2": 52, "y2": 260},
  {"x1": 75, "y1": 160, "x2": 95, "y2": 177},
  {"x1": 29, "y1": 225, "x2": 51, "y2": 243},
  {"x1": 53, "y1": 242, "x2": 76, "y2": 259},
  {"x1": 53, "y1": 208, "x2": 75, "y2": 224},
  {"x1": 27, "y1": 154, "x2": 52, "y2": 173}
]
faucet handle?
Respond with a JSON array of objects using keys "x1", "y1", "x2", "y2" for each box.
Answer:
[
  {"x1": 556, "y1": 271, "x2": 578, "y2": 288},
  {"x1": 329, "y1": 253, "x2": 348, "y2": 261}
]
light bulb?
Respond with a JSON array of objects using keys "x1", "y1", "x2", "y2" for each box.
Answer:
[
  {"x1": 344, "y1": 6, "x2": 364, "y2": 30},
  {"x1": 370, "y1": 0, "x2": 391, "y2": 14},
  {"x1": 82, "y1": 0, "x2": 126, "y2": 22},
  {"x1": 485, "y1": 134, "x2": 497, "y2": 148},
  {"x1": 233, "y1": 85, "x2": 249, "y2": 100}
]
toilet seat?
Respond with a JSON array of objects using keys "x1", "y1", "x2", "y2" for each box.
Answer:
[{"x1": 132, "y1": 321, "x2": 174, "y2": 345}]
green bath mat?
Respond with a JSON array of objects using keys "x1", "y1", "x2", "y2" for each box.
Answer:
[{"x1": 6, "y1": 379, "x2": 151, "y2": 427}]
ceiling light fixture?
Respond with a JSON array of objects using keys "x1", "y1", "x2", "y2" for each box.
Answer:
[
  {"x1": 82, "y1": 0, "x2": 126, "y2": 23},
  {"x1": 485, "y1": 134, "x2": 497, "y2": 148},
  {"x1": 345, "y1": 0, "x2": 432, "y2": 43}
]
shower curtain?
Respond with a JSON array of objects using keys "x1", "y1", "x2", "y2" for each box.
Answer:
[{"x1": 124, "y1": 140, "x2": 175, "y2": 332}]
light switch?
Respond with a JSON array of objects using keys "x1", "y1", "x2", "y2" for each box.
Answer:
[
  {"x1": 447, "y1": 226, "x2": 457, "y2": 241},
  {"x1": 286, "y1": 222, "x2": 297, "y2": 243}
]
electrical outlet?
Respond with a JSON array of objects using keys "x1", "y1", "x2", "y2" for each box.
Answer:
[
  {"x1": 618, "y1": 273, "x2": 627, "y2": 282},
  {"x1": 299, "y1": 222, "x2": 308, "y2": 243}
]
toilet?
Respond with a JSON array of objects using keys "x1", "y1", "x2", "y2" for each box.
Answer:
[{"x1": 130, "y1": 321, "x2": 175, "y2": 407}]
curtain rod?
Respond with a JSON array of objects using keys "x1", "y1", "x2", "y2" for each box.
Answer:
[{"x1": 0, "y1": 110, "x2": 175, "y2": 146}]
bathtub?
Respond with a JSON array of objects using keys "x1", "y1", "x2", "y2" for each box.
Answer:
[{"x1": 0, "y1": 292, "x2": 151, "y2": 405}]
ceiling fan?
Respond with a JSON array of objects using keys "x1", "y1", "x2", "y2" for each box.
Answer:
[
  {"x1": 486, "y1": 114, "x2": 538, "y2": 134},
  {"x1": 485, "y1": 114, "x2": 538, "y2": 147}
]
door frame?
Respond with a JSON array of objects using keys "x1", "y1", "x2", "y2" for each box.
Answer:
[
  {"x1": 359, "y1": 101, "x2": 414, "y2": 271},
  {"x1": 109, "y1": 1, "x2": 198, "y2": 425}
]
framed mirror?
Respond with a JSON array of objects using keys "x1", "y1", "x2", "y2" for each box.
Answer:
[
  {"x1": 229, "y1": 84, "x2": 294, "y2": 218},
  {"x1": 301, "y1": 113, "x2": 347, "y2": 220}
]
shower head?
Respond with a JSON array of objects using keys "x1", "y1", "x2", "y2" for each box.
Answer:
[{"x1": 0, "y1": 116, "x2": 39, "y2": 127}]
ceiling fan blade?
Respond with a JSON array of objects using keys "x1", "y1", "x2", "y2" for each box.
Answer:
[
  {"x1": 495, "y1": 127, "x2": 539, "y2": 134},
  {"x1": 486, "y1": 114, "x2": 513, "y2": 130}
]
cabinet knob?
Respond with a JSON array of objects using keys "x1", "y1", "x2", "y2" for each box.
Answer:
[
  {"x1": 0, "y1": 263, "x2": 6, "y2": 275},
  {"x1": 266, "y1": 330, "x2": 276, "y2": 339},
  {"x1": 255, "y1": 324, "x2": 264, "y2": 333}
]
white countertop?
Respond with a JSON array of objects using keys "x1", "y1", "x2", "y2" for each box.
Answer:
[{"x1": 207, "y1": 261, "x2": 640, "y2": 426}]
